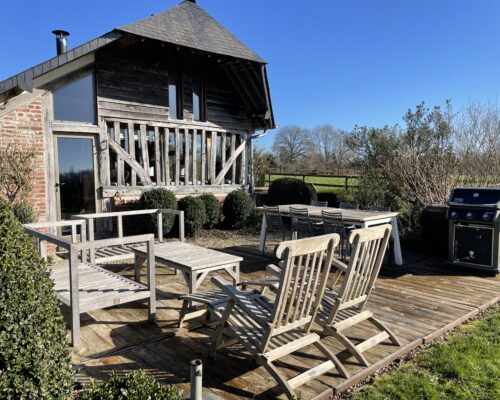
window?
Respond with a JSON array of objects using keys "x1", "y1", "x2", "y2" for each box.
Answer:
[
  {"x1": 168, "y1": 60, "x2": 183, "y2": 120},
  {"x1": 192, "y1": 65, "x2": 206, "y2": 121},
  {"x1": 53, "y1": 71, "x2": 96, "y2": 123}
]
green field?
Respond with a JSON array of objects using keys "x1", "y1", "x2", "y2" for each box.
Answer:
[
  {"x1": 352, "y1": 308, "x2": 500, "y2": 400},
  {"x1": 264, "y1": 174, "x2": 359, "y2": 194}
]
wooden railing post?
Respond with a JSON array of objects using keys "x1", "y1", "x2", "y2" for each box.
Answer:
[
  {"x1": 71, "y1": 224, "x2": 77, "y2": 243},
  {"x1": 178, "y1": 211, "x2": 185, "y2": 242},
  {"x1": 88, "y1": 218, "x2": 95, "y2": 264},
  {"x1": 69, "y1": 245, "x2": 80, "y2": 346},
  {"x1": 117, "y1": 215, "x2": 123, "y2": 239},
  {"x1": 81, "y1": 223, "x2": 87, "y2": 262},
  {"x1": 157, "y1": 211, "x2": 163, "y2": 242},
  {"x1": 146, "y1": 237, "x2": 156, "y2": 323}
]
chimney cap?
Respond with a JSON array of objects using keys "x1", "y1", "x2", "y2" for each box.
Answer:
[{"x1": 52, "y1": 30, "x2": 70, "y2": 38}]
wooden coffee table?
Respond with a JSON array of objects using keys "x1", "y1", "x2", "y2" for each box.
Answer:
[{"x1": 132, "y1": 241, "x2": 242, "y2": 296}]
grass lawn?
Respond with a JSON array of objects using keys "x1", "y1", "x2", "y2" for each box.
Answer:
[{"x1": 351, "y1": 307, "x2": 500, "y2": 400}]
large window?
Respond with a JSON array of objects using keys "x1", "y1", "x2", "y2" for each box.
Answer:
[
  {"x1": 192, "y1": 65, "x2": 206, "y2": 122},
  {"x1": 53, "y1": 71, "x2": 96, "y2": 123},
  {"x1": 168, "y1": 60, "x2": 183, "y2": 120}
]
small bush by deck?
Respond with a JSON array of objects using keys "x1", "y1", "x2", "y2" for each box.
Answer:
[
  {"x1": 139, "y1": 188, "x2": 178, "y2": 234},
  {"x1": 222, "y1": 190, "x2": 254, "y2": 228},
  {"x1": 199, "y1": 193, "x2": 220, "y2": 229},
  {"x1": 352, "y1": 308, "x2": 500, "y2": 400},
  {"x1": 178, "y1": 196, "x2": 206, "y2": 237}
]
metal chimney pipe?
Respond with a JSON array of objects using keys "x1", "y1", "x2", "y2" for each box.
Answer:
[
  {"x1": 190, "y1": 359, "x2": 203, "y2": 400},
  {"x1": 52, "y1": 30, "x2": 70, "y2": 55}
]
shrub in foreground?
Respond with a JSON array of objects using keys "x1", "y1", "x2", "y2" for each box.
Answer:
[
  {"x1": 178, "y1": 196, "x2": 206, "y2": 237},
  {"x1": 78, "y1": 370, "x2": 183, "y2": 400},
  {"x1": 267, "y1": 178, "x2": 316, "y2": 205},
  {"x1": 222, "y1": 190, "x2": 254, "y2": 229},
  {"x1": 139, "y1": 189, "x2": 178, "y2": 234},
  {"x1": 0, "y1": 202, "x2": 73, "y2": 398},
  {"x1": 12, "y1": 200, "x2": 36, "y2": 223},
  {"x1": 199, "y1": 193, "x2": 220, "y2": 228}
]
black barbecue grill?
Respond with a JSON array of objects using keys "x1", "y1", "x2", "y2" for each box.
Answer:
[{"x1": 447, "y1": 187, "x2": 500, "y2": 272}]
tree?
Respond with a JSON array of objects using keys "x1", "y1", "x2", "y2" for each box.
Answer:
[
  {"x1": 252, "y1": 145, "x2": 274, "y2": 186},
  {"x1": 311, "y1": 124, "x2": 352, "y2": 170},
  {"x1": 271, "y1": 125, "x2": 312, "y2": 169}
]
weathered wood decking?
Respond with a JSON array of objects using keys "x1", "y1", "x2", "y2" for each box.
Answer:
[{"x1": 70, "y1": 246, "x2": 500, "y2": 399}]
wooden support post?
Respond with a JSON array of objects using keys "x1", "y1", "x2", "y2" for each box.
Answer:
[
  {"x1": 164, "y1": 129, "x2": 170, "y2": 185},
  {"x1": 69, "y1": 246, "x2": 80, "y2": 346},
  {"x1": 147, "y1": 238, "x2": 156, "y2": 323},
  {"x1": 113, "y1": 121, "x2": 120, "y2": 142},
  {"x1": 211, "y1": 131, "x2": 217, "y2": 184},
  {"x1": 140, "y1": 124, "x2": 150, "y2": 174},
  {"x1": 201, "y1": 130, "x2": 206, "y2": 185},
  {"x1": 81, "y1": 223, "x2": 87, "y2": 262},
  {"x1": 240, "y1": 134, "x2": 247, "y2": 185},
  {"x1": 175, "y1": 128, "x2": 180, "y2": 185},
  {"x1": 221, "y1": 132, "x2": 226, "y2": 184},
  {"x1": 88, "y1": 218, "x2": 95, "y2": 265},
  {"x1": 231, "y1": 134, "x2": 236, "y2": 184},
  {"x1": 179, "y1": 211, "x2": 185, "y2": 242},
  {"x1": 71, "y1": 225, "x2": 77, "y2": 243},
  {"x1": 117, "y1": 155, "x2": 124, "y2": 185},
  {"x1": 154, "y1": 126, "x2": 161, "y2": 185},
  {"x1": 128, "y1": 122, "x2": 137, "y2": 186},
  {"x1": 117, "y1": 215, "x2": 123, "y2": 238},
  {"x1": 184, "y1": 129, "x2": 190, "y2": 185},
  {"x1": 98, "y1": 119, "x2": 111, "y2": 187},
  {"x1": 192, "y1": 130, "x2": 197, "y2": 185}
]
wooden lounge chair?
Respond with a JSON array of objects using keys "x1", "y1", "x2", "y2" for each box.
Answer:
[
  {"x1": 317, "y1": 224, "x2": 401, "y2": 367},
  {"x1": 209, "y1": 234, "x2": 349, "y2": 399}
]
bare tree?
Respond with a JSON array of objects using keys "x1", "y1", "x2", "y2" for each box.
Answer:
[
  {"x1": 311, "y1": 124, "x2": 352, "y2": 170},
  {"x1": 272, "y1": 125, "x2": 312, "y2": 169}
]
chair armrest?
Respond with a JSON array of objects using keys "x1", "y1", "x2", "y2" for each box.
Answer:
[
  {"x1": 211, "y1": 276, "x2": 269, "y2": 327},
  {"x1": 266, "y1": 264, "x2": 281, "y2": 276},
  {"x1": 332, "y1": 258, "x2": 348, "y2": 272}
]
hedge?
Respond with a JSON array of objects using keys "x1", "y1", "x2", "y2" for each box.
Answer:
[
  {"x1": 222, "y1": 190, "x2": 254, "y2": 229},
  {"x1": 178, "y1": 196, "x2": 206, "y2": 237},
  {"x1": 139, "y1": 189, "x2": 178, "y2": 235},
  {"x1": 0, "y1": 201, "x2": 74, "y2": 399},
  {"x1": 199, "y1": 194, "x2": 220, "y2": 229},
  {"x1": 267, "y1": 178, "x2": 316, "y2": 206}
]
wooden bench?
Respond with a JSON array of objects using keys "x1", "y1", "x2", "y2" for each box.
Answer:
[{"x1": 24, "y1": 220, "x2": 157, "y2": 346}]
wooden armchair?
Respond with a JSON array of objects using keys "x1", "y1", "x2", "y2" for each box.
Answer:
[
  {"x1": 317, "y1": 224, "x2": 401, "y2": 367},
  {"x1": 209, "y1": 233, "x2": 349, "y2": 399}
]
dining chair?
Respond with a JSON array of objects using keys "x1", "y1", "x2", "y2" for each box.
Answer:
[
  {"x1": 369, "y1": 205, "x2": 391, "y2": 212},
  {"x1": 311, "y1": 199, "x2": 328, "y2": 207},
  {"x1": 290, "y1": 207, "x2": 314, "y2": 238},
  {"x1": 339, "y1": 202, "x2": 359, "y2": 210},
  {"x1": 262, "y1": 206, "x2": 292, "y2": 248},
  {"x1": 322, "y1": 209, "x2": 349, "y2": 260}
]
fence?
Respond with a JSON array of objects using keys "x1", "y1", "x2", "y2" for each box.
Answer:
[{"x1": 264, "y1": 172, "x2": 359, "y2": 191}]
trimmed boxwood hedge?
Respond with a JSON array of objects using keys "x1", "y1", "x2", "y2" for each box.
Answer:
[
  {"x1": 139, "y1": 189, "x2": 178, "y2": 235},
  {"x1": 267, "y1": 178, "x2": 316, "y2": 206},
  {"x1": 78, "y1": 370, "x2": 182, "y2": 400},
  {"x1": 0, "y1": 201, "x2": 74, "y2": 399},
  {"x1": 199, "y1": 194, "x2": 220, "y2": 229},
  {"x1": 222, "y1": 190, "x2": 254, "y2": 229},
  {"x1": 178, "y1": 196, "x2": 206, "y2": 237}
]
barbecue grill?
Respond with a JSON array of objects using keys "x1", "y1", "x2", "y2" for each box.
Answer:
[{"x1": 447, "y1": 187, "x2": 500, "y2": 272}]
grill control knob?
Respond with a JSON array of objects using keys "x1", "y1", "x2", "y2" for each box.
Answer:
[{"x1": 466, "y1": 212, "x2": 473, "y2": 219}]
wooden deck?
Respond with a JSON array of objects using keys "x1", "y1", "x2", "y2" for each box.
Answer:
[{"x1": 68, "y1": 245, "x2": 500, "y2": 399}]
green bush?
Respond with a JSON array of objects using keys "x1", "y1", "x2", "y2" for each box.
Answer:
[
  {"x1": 78, "y1": 370, "x2": 182, "y2": 400},
  {"x1": 267, "y1": 178, "x2": 316, "y2": 206},
  {"x1": 199, "y1": 194, "x2": 220, "y2": 229},
  {"x1": 0, "y1": 202, "x2": 73, "y2": 398},
  {"x1": 139, "y1": 189, "x2": 178, "y2": 235},
  {"x1": 222, "y1": 190, "x2": 254, "y2": 229},
  {"x1": 12, "y1": 200, "x2": 36, "y2": 224},
  {"x1": 178, "y1": 196, "x2": 206, "y2": 237}
]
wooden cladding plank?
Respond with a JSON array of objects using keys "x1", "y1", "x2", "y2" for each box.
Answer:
[
  {"x1": 108, "y1": 139, "x2": 152, "y2": 185},
  {"x1": 140, "y1": 125, "x2": 149, "y2": 171},
  {"x1": 231, "y1": 134, "x2": 236, "y2": 184},
  {"x1": 127, "y1": 122, "x2": 137, "y2": 186},
  {"x1": 214, "y1": 137, "x2": 246, "y2": 185},
  {"x1": 201, "y1": 130, "x2": 206, "y2": 185},
  {"x1": 175, "y1": 128, "x2": 180, "y2": 185},
  {"x1": 154, "y1": 126, "x2": 161, "y2": 185}
]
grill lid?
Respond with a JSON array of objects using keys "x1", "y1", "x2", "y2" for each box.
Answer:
[{"x1": 448, "y1": 187, "x2": 500, "y2": 209}]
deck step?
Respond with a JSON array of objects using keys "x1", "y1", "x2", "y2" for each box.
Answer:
[
  {"x1": 287, "y1": 360, "x2": 335, "y2": 389},
  {"x1": 356, "y1": 331, "x2": 390, "y2": 353}
]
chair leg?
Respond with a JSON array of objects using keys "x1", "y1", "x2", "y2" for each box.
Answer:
[
  {"x1": 208, "y1": 301, "x2": 234, "y2": 359},
  {"x1": 313, "y1": 340, "x2": 350, "y2": 379},
  {"x1": 368, "y1": 316, "x2": 402, "y2": 346},
  {"x1": 328, "y1": 329, "x2": 370, "y2": 367},
  {"x1": 261, "y1": 360, "x2": 295, "y2": 400},
  {"x1": 178, "y1": 299, "x2": 189, "y2": 328}
]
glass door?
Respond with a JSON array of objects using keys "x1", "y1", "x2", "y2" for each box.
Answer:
[{"x1": 55, "y1": 135, "x2": 97, "y2": 219}]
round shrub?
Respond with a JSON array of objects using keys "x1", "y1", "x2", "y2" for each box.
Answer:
[
  {"x1": 222, "y1": 190, "x2": 254, "y2": 229},
  {"x1": 178, "y1": 196, "x2": 206, "y2": 237},
  {"x1": 267, "y1": 178, "x2": 316, "y2": 206},
  {"x1": 139, "y1": 189, "x2": 178, "y2": 234},
  {"x1": 199, "y1": 193, "x2": 220, "y2": 229},
  {"x1": 12, "y1": 201, "x2": 36, "y2": 224},
  {"x1": 78, "y1": 370, "x2": 183, "y2": 400},
  {"x1": 0, "y1": 202, "x2": 73, "y2": 398}
]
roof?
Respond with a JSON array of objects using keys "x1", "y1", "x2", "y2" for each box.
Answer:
[{"x1": 118, "y1": 1, "x2": 266, "y2": 64}]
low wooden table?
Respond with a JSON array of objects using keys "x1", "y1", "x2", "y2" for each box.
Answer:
[{"x1": 132, "y1": 242, "x2": 242, "y2": 296}]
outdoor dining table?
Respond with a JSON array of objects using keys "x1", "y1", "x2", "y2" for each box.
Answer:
[{"x1": 257, "y1": 204, "x2": 404, "y2": 265}]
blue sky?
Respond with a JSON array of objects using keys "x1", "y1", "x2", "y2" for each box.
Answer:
[{"x1": 2, "y1": 0, "x2": 499, "y2": 149}]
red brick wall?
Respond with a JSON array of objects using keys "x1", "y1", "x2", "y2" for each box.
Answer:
[{"x1": 0, "y1": 95, "x2": 47, "y2": 222}]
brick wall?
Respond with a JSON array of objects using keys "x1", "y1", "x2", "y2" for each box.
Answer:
[{"x1": 0, "y1": 94, "x2": 47, "y2": 222}]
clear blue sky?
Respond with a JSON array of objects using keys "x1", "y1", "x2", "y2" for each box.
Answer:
[{"x1": 2, "y1": 0, "x2": 499, "y2": 149}]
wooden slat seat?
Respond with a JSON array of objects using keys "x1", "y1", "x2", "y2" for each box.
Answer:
[{"x1": 51, "y1": 263, "x2": 151, "y2": 314}]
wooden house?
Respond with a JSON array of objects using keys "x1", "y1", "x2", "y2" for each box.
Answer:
[{"x1": 0, "y1": 0, "x2": 274, "y2": 222}]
